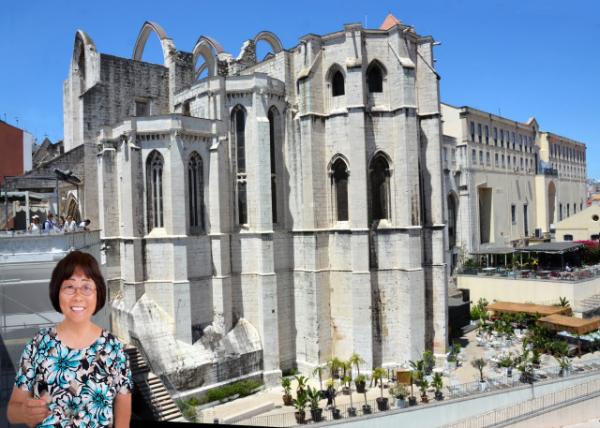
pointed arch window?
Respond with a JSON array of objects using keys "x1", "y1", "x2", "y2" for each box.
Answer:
[
  {"x1": 146, "y1": 150, "x2": 164, "y2": 230},
  {"x1": 370, "y1": 154, "x2": 391, "y2": 221},
  {"x1": 332, "y1": 71, "x2": 345, "y2": 97},
  {"x1": 331, "y1": 158, "x2": 349, "y2": 221},
  {"x1": 268, "y1": 107, "x2": 279, "y2": 224},
  {"x1": 367, "y1": 62, "x2": 384, "y2": 93},
  {"x1": 188, "y1": 152, "x2": 205, "y2": 233},
  {"x1": 232, "y1": 106, "x2": 247, "y2": 225}
]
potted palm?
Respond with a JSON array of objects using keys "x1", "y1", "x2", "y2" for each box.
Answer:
[
  {"x1": 423, "y1": 351, "x2": 435, "y2": 375},
  {"x1": 354, "y1": 374, "x2": 367, "y2": 393},
  {"x1": 431, "y1": 372, "x2": 444, "y2": 401},
  {"x1": 499, "y1": 355, "x2": 514, "y2": 377},
  {"x1": 295, "y1": 375, "x2": 308, "y2": 397},
  {"x1": 328, "y1": 357, "x2": 343, "y2": 379},
  {"x1": 281, "y1": 377, "x2": 293, "y2": 406},
  {"x1": 557, "y1": 356, "x2": 572, "y2": 377},
  {"x1": 292, "y1": 389, "x2": 309, "y2": 424},
  {"x1": 306, "y1": 386, "x2": 323, "y2": 422},
  {"x1": 361, "y1": 377, "x2": 372, "y2": 414},
  {"x1": 471, "y1": 358, "x2": 487, "y2": 391},
  {"x1": 342, "y1": 374, "x2": 352, "y2": 395},
  {"x1": 408, "y1": 370, "x2": 419, "y2": 406},
  {"x1": 325, "y1": 379, "x2": 341, "y2": 419},
  {"x1": 312, "y1": 364, "x2": 326, "y2": 397},
  {"x1": 389, "y1": 383, "x2": 408, "y2": 408},
  {"x1": 372, "y1": 367, "x2": 389, "y2": 411},
  {"x1": 419, "y1": 378, "x2": 430, "y2": 403},
  {"x1": 348, "y1": 352, "x2": 365, "y2": 377}
]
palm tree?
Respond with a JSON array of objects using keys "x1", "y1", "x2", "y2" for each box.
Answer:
[
  {"x1": 348, "y1": 352, "x2": 365, "y2": 376},
  {"x1": 312, "y1": 364, "x2": 326, "y2": 391}
]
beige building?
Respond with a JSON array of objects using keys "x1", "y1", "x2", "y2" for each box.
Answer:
[
  {"x1": 441, "y1": 103, "x2": 587, "y2": 269},
  {"x1": 555, "y1": 205, "x2": 600, "y2": 241}
]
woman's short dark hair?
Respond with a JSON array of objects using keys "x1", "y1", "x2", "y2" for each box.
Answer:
[{"x1": 49, "y1": 251, "x2": 106, "y2": 315}]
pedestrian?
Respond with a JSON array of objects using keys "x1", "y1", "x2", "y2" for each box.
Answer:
[
  {"x1": 65, "y1": 215, "x2": 77, "y2": 232},
  {"x1": 6, "y1": 251, "x2": 133, "y2": 427},
  {"x1": 43, "y1": 213, "x2": 55, "y2": 232},
  {"x1": 28, "y1": 215, "x2": 41, "y2": 233},
  {"x1": 78, "y1": 219, "x2": 91, "y2": 231},
  {"x1": 57, "y1": 216, "x2": 66, "y2": 232}
]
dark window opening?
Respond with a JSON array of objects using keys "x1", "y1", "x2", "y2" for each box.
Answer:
[
  {"x1": 135, "y1": 101, "x2": 149, "y2": 117},
  {"x1": 188, "y1": 152, "x2": 204, "y2": 232},
  {"x1": 370, "y1": 155, "x2": 390, "y2": 221},
  {"x1": 332, "y1": 159, "x2": 349, "y2": 221},
  {"x1": 146, "y1": 151, "x2": 164, "y2": 230},
  {"x1": 332, "y1": 71, "x2": 345, "y2": 96},
  {"x1": 367, "y1": 63, "x2": 383, "y2": 93}
]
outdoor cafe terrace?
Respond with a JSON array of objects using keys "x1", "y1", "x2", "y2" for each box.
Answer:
[{"x1": 457, "y1": 242, "x2": 600, "y2": 313}]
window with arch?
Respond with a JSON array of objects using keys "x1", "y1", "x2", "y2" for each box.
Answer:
[
  {"x1": 232, "y1": 106, "x2": 247, "y2": 225},
  {"x1": 268, "y1": 107, "x2": 279, "y2": 224},
  {"x1": 332, "y1": 70, "x2": 345, "y2": 97},
  {"x1": 146, "y1": 150, "x2": 164, "y2": 230},
  {"x1": 188, "y1": 152, "x2": 204, "y2": 233},
  {"x1": 370, "y1": 154, "x2": 391, "y2": 221},
  {"x1": 331, "y1": 158, "x2": 349, "y2": 221},
  {"x1": 367, "y1": 61, "x2": 384, "y2": 93}
]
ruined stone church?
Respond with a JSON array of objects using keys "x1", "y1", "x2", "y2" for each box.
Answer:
[{"x1": 63, "y1": 14, "x2": 448, "y2": 388}]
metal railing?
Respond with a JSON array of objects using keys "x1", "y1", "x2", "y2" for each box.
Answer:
[
  {"x1": 458, "y1": 265, "x2": 600, "y2": 283},
  {"x1": 443, "y1": 378, "x2": 600, "y2": 428}
]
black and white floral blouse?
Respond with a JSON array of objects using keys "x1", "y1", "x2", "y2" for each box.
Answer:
[{"x1": 15, "y1": 327, "x2": 133, "y2": 427}]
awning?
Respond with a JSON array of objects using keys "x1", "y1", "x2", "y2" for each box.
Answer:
[
  {"x1": 517, "y1": 242, "x2": 583, "y2": 254},
  {"x1": 486, "y1": 301, "x2": 571, "y2": 317},
  {"x1": 538, "y1": 314, "x2": 600, "y2": 335}
]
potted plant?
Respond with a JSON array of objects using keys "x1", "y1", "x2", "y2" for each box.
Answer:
[
  {"x1": 342, "y1": 375, "x2": 352, "y2": 395},
  {"x1": 360, "y1": 377, "x2": 371, "y2": 414},
  {"x1": 292, "y1": 389, "x2": 308, "y2": 424},
  {"x1": 347, "y1": 380, "x2": 357, "y2": 417},
  {"x1": 328, "y1": 357, "x2": 343, "y2": 379},
  {"x1": 295, "y1": 375, "x2": 308, "y2": 398},
  {"x1": 306, "y1": 386, "x2": 323, "y2": 422},
  {"x1": 372, "y1": 367, "x2": 389, "y2": 411},
  {"x1": 348, "y1": 352, "x2": 365, "y2": 377},
  {"x1": 471, "y1": 358, "x2": 487, "y2": 391},
  {"x1": 531, "y1": 349, "x2": 541, "y2": 369},
  {"x1": 326, "y1": 380, "x2": 341, "y2": 419},
  {"x1": 389, "y1": 383, "x2": 408, "y2": 408},
  {"x1": 431, "y1": 372, "x2": 444, "y2": 401},
  {"x1": 423, "y1": 350, "x2": 435, "y2": 375},
  {"x1": 354, "y1": 374, "x2": 367, "y2": 393},
  {"x1": 281, "y1": 377, "x2": 293, "y2": 406},
  {"x1": 408, "y1": 370, "x2": 419, "y2": 406},
  {"x1": 499, "y1": 355, "x2": 514, "y2": 377},
  {"x1": 312, "y1": 364, "x2": 326, "y2": 396},
  {"x1": 418, "y1": 378, "x2": 430, "y2": 403},
  {"x1": 557, "y1": 356, "x2": 572, "y2": 377}
]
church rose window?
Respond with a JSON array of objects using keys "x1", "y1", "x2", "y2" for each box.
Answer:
[
  {"x1": 146, "y1": 150, "x2": 164, "y2": 230},
  {"x1": 188, "y1": 152, "x2": 204, "y2": 233}
]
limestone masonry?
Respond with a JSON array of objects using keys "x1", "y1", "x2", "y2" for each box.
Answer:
[{"x1": 62, "y1": 16, "x2": 448, "y2": 388}]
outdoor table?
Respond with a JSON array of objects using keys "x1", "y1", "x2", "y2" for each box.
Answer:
[{"x1": 483, "y1": 267, "x2": 496, "y2": 276}]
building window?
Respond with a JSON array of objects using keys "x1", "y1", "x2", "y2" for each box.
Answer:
[
  {"x1": 559, "y1": 203, "x2": 563, "y2": 221},
  {"x1": 188, "y1": 152, "x2": 204, "y2": 232},
  {"x1": 502, "y1": 154, "x2": 505, "y2": 168},
  {"x1": 332, "y1": 71, "x2": 345, "y2": 96},
  {"x1": 479, "y1": 150, "x2": 484, "y2": 165},
  {"x1": 564, "y1": 234, "x2": 573, "y2": 241},
  {"x1": 182, "y1": 100, "x2": 191, "y2": 116},
  {"x1": 470, "y1": 121, "x2": 475, "y2": 141},
  {"x1": 443, "y1": 147, "x2": 448, "y2": 163},
  {"x1": 135, "y1": 100, "x2": 149, "y2": 117},
  {"x1": 523, "y1": 204, "x2": 529, "y2": 236},
  {"x1": 500, "y1": 129, "x2": 504, "y2": 147},
  {"x1": 485, "y1": 125, "x2": 489, "y2": 144},
  {"x1": 478, "y1": 124, "x2": 482, "y2": 143},
  {"x1": 472, "y1": 149, "x2": 476, "y2": 163},
  {"x1": 495, "y1": 153, "x2": 499, "y2": 167},
  {"x1": 367, "y1": 61, "x2": 384, "y2": 93},
  {"x1": 268, "y1": 107, "x2": 279, "y2": 223},
  {"x1": 146, "y1": 150, "x2": 164, "y2": 230},
  {"x1": 370, "y1": 154, "x2": 391, "y2": 221},
  {"x1": 567, "y1": 204, "x2": 570, "y2": 217},
  {"x1": 486, "y1": 152, "x2": 490, "y2": 166},
  {"x1": 511, "y1": 204, "x2": 516, "y2": 224},
  {"x1": 332, "y1": 158, "x2": 349, "y2": 221},
  {"x1": 508, "y1": 156, "x2": 511, "y2": 167},
  {"x1": 233, "y1": 106, "x2": 247, "y2": 225},
  {"x1": 493, "y1": 127, "x2": 498, "y2": 145}
]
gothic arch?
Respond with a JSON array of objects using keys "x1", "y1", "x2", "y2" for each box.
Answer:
[
  {"x1": 328, "y1": 153, "x2": 351, "y2": 175},
  {"x1": 253, "y1": 31, "x2": 283, "y2": 54},
  {"x1": 132, "y1": 21, "x2": 175, "y2": 64},
  {"x1": 326, "y1": 64, "x2": 346, "y2": 97},
  {"x1": 72, "y1": 30, "x2": 96, "y2": 66},
  {"x1": 366, "y1": 59, "x2": 387, "y2": 93},
  {"x1": 192, "y1": 35, "x2": 224, "y2": 79}
]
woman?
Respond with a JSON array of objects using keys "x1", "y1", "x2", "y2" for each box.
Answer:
[
  {"x1": 7, "y1": 251, "x2": 132, "y2": 427},
  {"x1": 28, "y1": 215, "x2": 41, "y2": 233}
]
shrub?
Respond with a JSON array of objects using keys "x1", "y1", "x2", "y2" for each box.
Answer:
[{"x1": 205, "y1": 379, "x2": 263, "y2": 402}]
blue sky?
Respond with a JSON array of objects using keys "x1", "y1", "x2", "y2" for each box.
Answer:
[{"x1": 1, "y1": 0, "x2": 598, "y2": 177}]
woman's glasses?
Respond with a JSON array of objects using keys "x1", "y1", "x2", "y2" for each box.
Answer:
[{"x1": 61, "y1": 284, "x2": 96, "y2": 296}]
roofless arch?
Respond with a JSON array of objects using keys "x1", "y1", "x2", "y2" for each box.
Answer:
[
  {"x1": 132, "y1": 21, "x2": 175, "y2": 64},
  {"x1": 253, "y1": 31, "x2": 283, "y2": 54},
  {"x1": 192, "y1": 35, "x2": 224, "y2": 79}
]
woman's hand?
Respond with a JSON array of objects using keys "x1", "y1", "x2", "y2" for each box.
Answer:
[{"x1": 7, "y1": 387, "x2": 51, "y2": 427}]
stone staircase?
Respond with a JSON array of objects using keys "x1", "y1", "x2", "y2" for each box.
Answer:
[
  {"x1": 576, "y1": 294, "x2": 600, "y2": 317},
  {"x1": 125, "y1": 346, "x2": 184, "y2": 422}
]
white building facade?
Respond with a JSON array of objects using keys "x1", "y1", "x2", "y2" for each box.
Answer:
[{"x1": 63, "y1": 17, "x2": 448, "y2": 389}]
